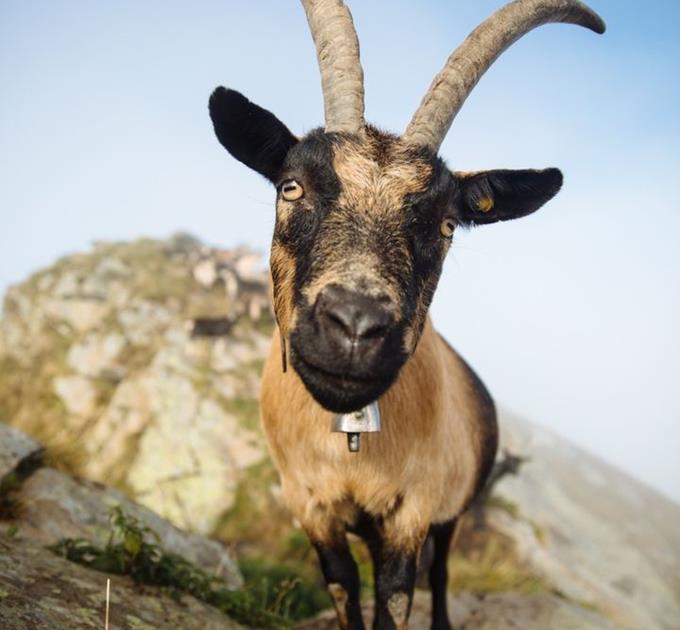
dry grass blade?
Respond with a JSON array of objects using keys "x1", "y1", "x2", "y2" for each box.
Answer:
[{"x1": 105, "y1": 578, "x2": 111, "y2": 630}]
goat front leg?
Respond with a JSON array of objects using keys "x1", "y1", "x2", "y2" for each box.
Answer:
[
  {"x1": 373, "y1": 545, "x2": 418, "y2": 630},
  {"x1": 312, "y1": 530, "x2": 365, "y2": 630},
  {"x1": 367, "y1": 518, "x2": 426, "y2": 630},
  {"x1": 428, "y1": 519, "x2": 458, "y2": 630}
]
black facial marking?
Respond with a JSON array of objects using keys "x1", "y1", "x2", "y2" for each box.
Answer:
[
  {"x1": 403, "y1": 158, "x2": 457, "y2": 299},
  {"x1": 275, "y1": 131, "x2": 341, "y2": 273}
]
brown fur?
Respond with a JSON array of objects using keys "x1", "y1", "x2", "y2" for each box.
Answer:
[
  {"x1": 332, "y1": 134, "x2": 432, "y2": 215},
  {"x1": 269, "y1": 241, "x2": 298, "y2": 340},
  {"x1": 260, "y1": 318, "x2": 497, "y2": 552}
]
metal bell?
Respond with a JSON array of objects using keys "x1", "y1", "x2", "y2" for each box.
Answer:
[{"x1": 331, "y1": 401, "x2": 381, "y2": 452}]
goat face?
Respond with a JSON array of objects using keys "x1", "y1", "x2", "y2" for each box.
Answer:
[
  {"x1": 274, "y1": 128, "x2": 450, "y2": 412},
  {"x1": 209, "y1": 88, "x2": 562, "y2": 413}
]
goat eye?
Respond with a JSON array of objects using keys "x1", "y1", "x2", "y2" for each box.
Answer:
[
  {"x1": 281, "y1": 179, "x2": 304, "y2": 201},
  {"x1": 440, "y1": 218, "x2": 455, "y2": 238}
]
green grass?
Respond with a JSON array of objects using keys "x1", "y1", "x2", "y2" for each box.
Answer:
[
  {"x1": 0, "y1": 355, "x2": 24, "y2": 422},
  {"x1": 0, "y1": 319, "x2": 87, "y2": 478},
  {"x1": 449, "y1": 517, "x2": 550, "y2": 595},
  {"x1": 49, "y1": 506, "x2": 306, "y2": 629},
  {"x1": 239, "y1": 556, "x2": 330, "y2": 621}
]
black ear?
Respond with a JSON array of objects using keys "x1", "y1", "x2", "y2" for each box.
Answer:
[
  {"x1": 208, "y1": 87, "x2": 298, "y2": 183},
  {"x1": 455, "y1": 168, "x2": 563, "y2": 225}
]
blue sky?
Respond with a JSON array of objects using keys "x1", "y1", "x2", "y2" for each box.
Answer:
[{"x1": 2, "y1": 1, "x2": 679, "y2": 501}]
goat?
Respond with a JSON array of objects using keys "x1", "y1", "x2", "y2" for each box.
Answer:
[{"x1": 208, "y1": 1, "x2": 604, "y2": 628}]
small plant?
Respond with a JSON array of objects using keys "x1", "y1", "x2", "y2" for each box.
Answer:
[
  {"x1": 49, "y1": 506, "x2": 298, "y2": 629},
  {"x1": 239, "y1": 556, "x2": 330, "y2": 621}
]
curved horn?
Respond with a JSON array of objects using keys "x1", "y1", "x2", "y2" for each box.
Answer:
[
  {"x1": 403, "y1": 0, "x2": 605, "y2": 151},
  {"x1": 301, "y1": 0, "x2": 365, "y2": 134}
]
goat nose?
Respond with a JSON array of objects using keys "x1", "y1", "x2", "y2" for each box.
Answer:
[{"x1": 317, "y1": 285, "x2": 393, "y2": 352}]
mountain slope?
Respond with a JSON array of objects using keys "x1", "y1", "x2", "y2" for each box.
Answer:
[
  {"x1": 1, "y1": 236, "x2": 677, "y2": 629},
  {"x1": 493, "y1": 412, "x2": 680, "y2": 629}
]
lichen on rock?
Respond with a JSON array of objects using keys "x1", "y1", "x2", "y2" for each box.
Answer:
[{"x1": 0, "y1": 235, "x2": 274, "y2": 534}]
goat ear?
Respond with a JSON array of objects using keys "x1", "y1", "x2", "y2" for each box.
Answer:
[
  {"x1": 209, "y1": 87, "x2": 298, "y2": 183},
  {"x1": 455, "y1": 168, "x2": 563, "y2": 225}
]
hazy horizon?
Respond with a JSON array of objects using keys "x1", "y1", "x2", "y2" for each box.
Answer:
[{"x1": 2, "y1": 1, "x2": 679, "y2": 502}]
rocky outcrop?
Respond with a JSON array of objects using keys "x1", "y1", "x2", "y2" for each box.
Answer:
[
  {"x1": 0, "y1": 533, "x2": 244, "y2": 630},
  {"x1": 0, "y1": 423, "x2": 42, "y2": 482},
  {"x1": 14, "y1": 467, "x2": 242, "y2": 590},
  {"x1": 0, "y1": 236, "x2": 273, "y2": 534},
  {"x1": 0, "y1": 423, "x2": 241, "y2": 589},
  {"x1": 491, "y1": 414, "x2": 680, "y2": 630},
  {"x1": 0, "y1": 421, "x2": 245, "y2": 629}
]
